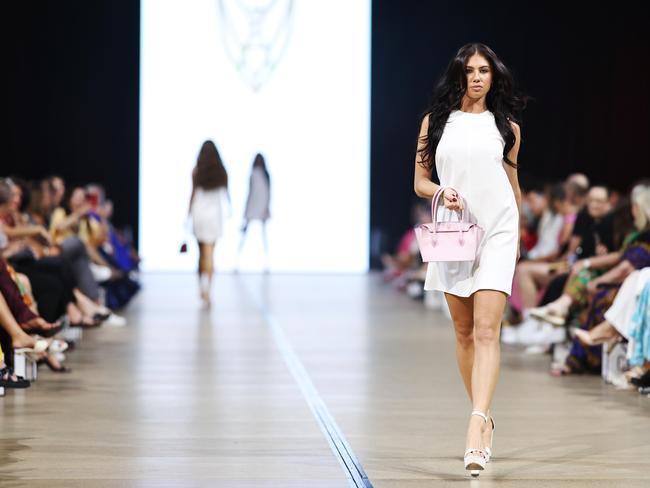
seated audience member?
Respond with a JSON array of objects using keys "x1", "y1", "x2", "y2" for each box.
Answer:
[
  {"x1": 572, "y1": 268, "x2": 650, "y2": 376},
  {"x1": 507, "y1": 185, "x2": 614, "y2": 344},
  {"x1": 530, "y1": 189, "x2": 635, "y2": 326},
  {"x1": 1, "y1": 179, "x2": 115, "y2": 327},
  {"x1": 382, "y1": 200, "x2": 429, "y2": 284},
  {"x1": 524, "y1": 183, "x2": 573, "y2": 261},
  {"x1": 547, "y1": 181, "x2": 650, "y2": 375},
  {"x1": 97, "y1": 199, "x2": 140, "y2": 275},
  {"x1": 564, "y1": 172, "x2": 590, "y2": 209},
  {"x1": 74, "y1": 185, "x2": 139, "y2": 311}
]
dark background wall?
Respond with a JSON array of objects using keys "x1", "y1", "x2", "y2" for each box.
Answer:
[
  {"x1": 3, "y1": 1, "x2": 139, "y2": 240},
  {"x1": 3, "y1": 2, "x2": 647, "y2": 267},
  {"x1": 370, "y1": 1, "x2": 649, "y2": 267}
]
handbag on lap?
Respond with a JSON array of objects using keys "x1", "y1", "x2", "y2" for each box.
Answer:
[{"x1": 414, "y1": 186, "x2": 484, "y2": 262}]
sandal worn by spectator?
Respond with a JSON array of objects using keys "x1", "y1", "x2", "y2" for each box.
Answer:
[
  {"x1": 623, "y1": 363, "x2": 650, "y2": 382},
  {"x1": 21, "y1": 317, "x2": 63, "y2": 337},
  {"x1": 529, "y1": 301, "x2": 570, "y2": 326},
  {"x1": 37, "y1": 353, "x2": 71, "y2": 373},
  {"x1": 47, "y1": 338, "x2": 69, "y2": 353},
  {"x1": 0, "y1": 365, "x2": 31, "y2": 388},
  {"x1": 14, "y1": 337, "x2": 50, "y2": 355},
  {"x1": 570, "y1": 321, "x2": 623, "y2": 350}
]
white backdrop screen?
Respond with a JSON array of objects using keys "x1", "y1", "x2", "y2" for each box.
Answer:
[{"x1": 139, "y1": 0, "x2": 371, "y2": 271}]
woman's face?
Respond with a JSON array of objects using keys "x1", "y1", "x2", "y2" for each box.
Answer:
[
  {"x1": 586, "y1": 187, "x2": 609, "y2": 218},
  {"x1": 551, "y1": 197, "x2": 565, "y2": 214},
  {"x1": 51, "y1": 177, "x2": 65, "y2": 206},
  {"x1": 9, "y1": 185, "x2": 22, "y2": 211},
  {"x1": 69, "y1": 188, "x2": 86, "y2": 210},
  {"x1": 465, "y1": 53, "x2": 492, "y2": 99},
  {"x1": 526, "y1": 191, "x2": 547, "y2": 216},
  {"x1": 40, "y1": 180, "x2": 53, "y2": 211}
]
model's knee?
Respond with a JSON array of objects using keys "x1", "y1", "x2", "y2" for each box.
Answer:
[
  {"x1": 454, "y1": 323, "x2": 474, "y2": 349},
  {"x1": 473, "y1": 319, "x2": 500, "y2": 344}
]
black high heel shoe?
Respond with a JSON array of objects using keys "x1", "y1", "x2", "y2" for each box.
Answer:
[{"x1": 70, "y1": 317, "x2": 102, "y2": 329}]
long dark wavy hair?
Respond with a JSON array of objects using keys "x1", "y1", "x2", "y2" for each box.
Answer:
[
  {"x1": 417, "y1": 43, "x2": 533, "y2": 170},
  {"x1": 193, "y1": 140, "x2": 228, "y2": 190}
]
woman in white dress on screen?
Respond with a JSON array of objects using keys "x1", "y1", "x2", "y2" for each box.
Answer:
[
  {"x1": 189, "y1": 140, "x2": 231, "y2": 307},
  {"x1": 413, "y1": 43, "x2": 531, "y2": 476},
  {"x1": 236, "y1": 153, "x2": 271, "y2": 271}
]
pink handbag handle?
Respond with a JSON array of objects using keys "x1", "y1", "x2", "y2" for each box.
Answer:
[{"x1": 431, "y1": 186, "x2": 467, "y2": 232}]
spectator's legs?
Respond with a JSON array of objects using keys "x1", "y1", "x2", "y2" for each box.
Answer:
[
  {"x1": 514, "y1": 261, "x2": 554, "y2": 309},
  {"x1": 60, "y1": 236, "x2": 100, "y2": 301},
  {"x1": 0, "y1": 293, "x2": 39, "y2": 350}
]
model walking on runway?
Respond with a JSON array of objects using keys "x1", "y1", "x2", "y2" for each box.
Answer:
[
  {"x1": 413, "y1": 43, "x2": 531, "y2": 476},
  {"x1": 236, "y1": 153, "x2": 271, "y2": 271},
  {"x1": 188, "y1": 140, "x2": 231, "y2": 307}
]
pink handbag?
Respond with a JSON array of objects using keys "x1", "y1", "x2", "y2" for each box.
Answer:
[{"x1": 414, "y1": 186, "x2": 485, "y2": 262}]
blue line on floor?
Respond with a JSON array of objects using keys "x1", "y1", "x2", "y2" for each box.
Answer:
[{"x1": 241, "y1": 277, "x2": 374, "y2": 488}]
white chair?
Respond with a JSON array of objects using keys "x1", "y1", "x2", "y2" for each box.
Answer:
[
  {"x1": 602, "y1": 341, "x2": 629, "y2": 387},
  {"x1": 13, "y1": 352, "x2": 38, "y2": 381}
]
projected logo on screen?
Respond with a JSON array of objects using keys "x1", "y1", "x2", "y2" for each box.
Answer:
[{"x1": 217, "y1": 0, "x2": 294, "y2": 91}]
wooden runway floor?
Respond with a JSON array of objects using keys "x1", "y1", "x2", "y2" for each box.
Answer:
[{"x1": 1, "y1": 273, "x2": 650, "y2": 487}]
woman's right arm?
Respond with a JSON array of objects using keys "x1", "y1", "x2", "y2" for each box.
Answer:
[
  {"x1": 188, "y1": 168, "x2": 197, "y2": 216},
  {"x1": 3, "y1": 223, "x2": 51, "y2": 244},
  {"x1": 188, "y1": 186, "x2": 195, "y2": 216},
  {"x1": 414, "y1": 115, "x2": 441, "y2": 199},
  {"x1": 50, "y1": 206, "x2": 87, "y2": 233}
]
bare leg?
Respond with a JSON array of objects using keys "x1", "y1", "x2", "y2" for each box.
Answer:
[
  {"x1": 73, "y1": 288, "x2": 111, "y2": 316},
  {"x1": 445, "y1": 292, "x2": 492, "y2": 449},
  {"x1": 588, "y1": 319, "x2": 619, "y2": 341},
  {"x1": 204, "y1": 243, "x2": 215, "y2": 289},
  {"x1": 515, "y1": 261, "x2": 553, "y2": 309},
  {"x1": 260, "y1": 221, "x2": 269, "y2": 270},
  {"x1": 444, "y1": 292, "x2": 475, "y2": 399},
  {"x1": 467, "y1": 289, "x2": 507, "y2": 451},
  {"x1": 573, "y1": 319, "x2": 621, "y2": 346},
  {"x1": 198, "y1": 242, "x2": 215, "y2": 305},
  {"x1": 198, "y1": 242, "x2": 207, "y2": 301},
  {"x1": 537, "y1": 265, "x2": 582, "y2": 315},
  {"x1": 0, "y1": 293, "x2": 38, "y2": 349}
]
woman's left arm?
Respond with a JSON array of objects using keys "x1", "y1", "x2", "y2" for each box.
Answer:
[
  {"x1": 587, "y1": 259, "x2": 635, "y2": 294},
  {"x1": 502, "y1": 121, "x2": 523, "y2": 257}
]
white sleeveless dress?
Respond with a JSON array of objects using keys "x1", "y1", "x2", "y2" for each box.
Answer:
[
  {"x1": 423, "y1": 109, "x2": 519, "y2": 297},
  {"x1": 190, "y1": 186, "x2": 229, "y2": 243}
]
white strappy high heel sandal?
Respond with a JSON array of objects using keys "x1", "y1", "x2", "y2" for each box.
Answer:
[
  {"x1": 484, "y1": 410, "x2": 495, "y2": 462},
  {"x1": 464, "y1": 410, "x2": 489, "y2": 476}
]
